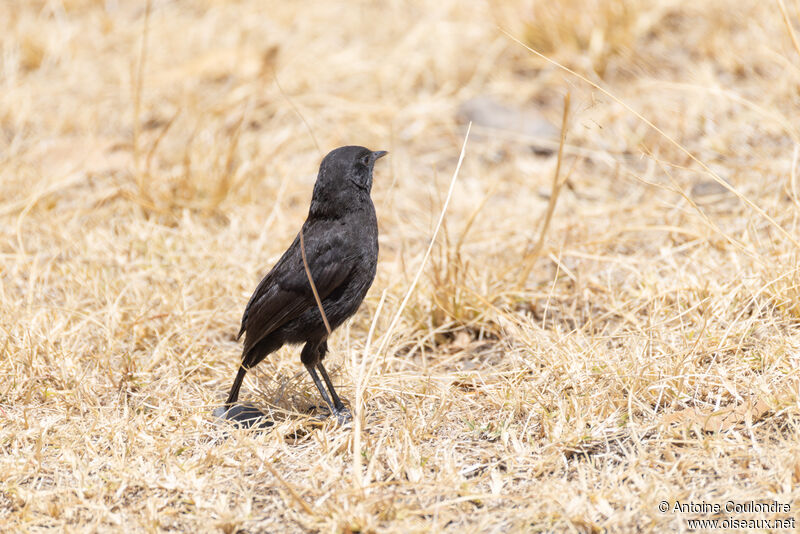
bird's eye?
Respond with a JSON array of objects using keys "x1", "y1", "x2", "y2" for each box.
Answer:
[{"x1": 359, "y1": 155, "x2": 370, "y2": 167}]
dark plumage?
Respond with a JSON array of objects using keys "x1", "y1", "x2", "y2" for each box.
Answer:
[{"x1": 219, "y1": 146, "x2": 387, "y2": 426}]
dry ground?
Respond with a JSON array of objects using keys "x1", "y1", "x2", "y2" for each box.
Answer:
[{"x1": 3, "y1": 0, "x2": 800, "y2": 532}]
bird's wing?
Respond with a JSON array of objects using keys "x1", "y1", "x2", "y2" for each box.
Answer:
[
  {"x1": 238, "y1": 225, "x2": 354, "y2": 353},
  {"x1": 237, "y1": 245, "x2": 293, "y2": 340}
]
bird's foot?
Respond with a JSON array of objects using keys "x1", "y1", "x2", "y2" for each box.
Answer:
[
  {"x1": 332, "y1": 407, "x2": 352, "y2": 426},
  {"x1": 213, "y1": 403, "x2": 274, "y2": 429},
  {"x1": 309, "y1": 405, "x2": 352, "y2": 425}
]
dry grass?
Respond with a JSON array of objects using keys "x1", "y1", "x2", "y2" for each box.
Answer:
[{"x1": 3, "y1": 0, "x2": 800, "y2": 531}]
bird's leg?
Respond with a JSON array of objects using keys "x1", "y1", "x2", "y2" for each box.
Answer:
[
  {"x1": 304, "y1": 363, "x2": 337, "y2": 415},
  {"x1": 301, "y1": 340, "x2": 349, "y2": 424},
  {"x1": 212, "y1": 366, "x2": 272, "y2": 429},
  {"x1": 316, "y1": 362, "x2": 346, "y2": 413},
  {"x1": 225, "y1": 366, "x2": 247, "y2": 407},
  {"x1": 315, "y1": 340, "x2": 346, "y2": 412}
]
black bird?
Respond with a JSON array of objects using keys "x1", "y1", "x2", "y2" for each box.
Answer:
[{"x1": 218, "y1": 146, "x2": 387, "y2": 426}]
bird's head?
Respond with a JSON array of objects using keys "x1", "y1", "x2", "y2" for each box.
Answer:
[{"x1": 310, "y1": 146, "x2": 388, "y2": 216}]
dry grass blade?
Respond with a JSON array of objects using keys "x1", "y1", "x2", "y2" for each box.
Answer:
[
  {"x1": 273, "y1": 70, "x2": 322, "y2": 157},
  {"x1": 299, "y1": 227, "x2": 332, "y2": 336},
  {"x1": 778, "y1": 0, "x2": 800, "y2": 59},
  {"x1": 517, "y1": 92, "x2": 571, "y2": 288},
  {"x1": 791, "y1": 144, "x2": 800, "y2": 209},
  {"x1": 375, "y1": 123, "x2": 471, "y2": 365},
  {"x1": 351, "y1": 288, "x2": 388, "y2": 492}
]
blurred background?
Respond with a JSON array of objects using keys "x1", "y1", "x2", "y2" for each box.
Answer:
[{"x1": 2, "y1": 0, "x2": 800, "y2": 531}]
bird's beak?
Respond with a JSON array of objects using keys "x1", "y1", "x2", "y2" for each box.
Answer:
[{"x1": 372, "y1": 150, "x2": 388, "y2": 161}]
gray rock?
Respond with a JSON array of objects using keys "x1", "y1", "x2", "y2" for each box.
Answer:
[{"x1": 458, "y1": 96, "x2": 560, "y2": 154}]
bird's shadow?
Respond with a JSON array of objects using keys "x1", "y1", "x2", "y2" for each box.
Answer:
[{"x1": 212, "y1": 403, "x2": 275, "y2": 430}]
